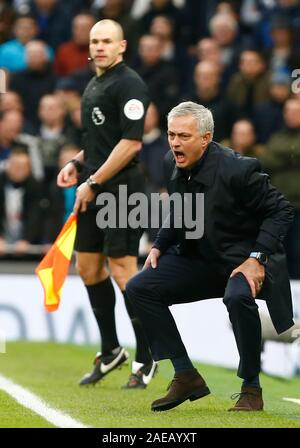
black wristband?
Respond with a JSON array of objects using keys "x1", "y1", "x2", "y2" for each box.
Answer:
[{"x1": 69, "y1": 159, "x2": 83, "y2": 173}]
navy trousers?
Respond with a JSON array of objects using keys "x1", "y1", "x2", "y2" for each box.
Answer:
[{"x1": 127, "y1": 250, "x2": 262, "y2": 379}]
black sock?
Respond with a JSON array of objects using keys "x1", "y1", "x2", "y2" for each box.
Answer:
[
  {"x1": 171, "y1": 355, "x2": 194, "y2": 373},
  {"x1": 86, "y1": 277, "x2": 119, "y2": 356},
  {"x1": 122, "y1": 290, "x2": 152, "y2": 365},
  {"x1": 242, "y1": 375, "x2": 260, "y2": 388}
]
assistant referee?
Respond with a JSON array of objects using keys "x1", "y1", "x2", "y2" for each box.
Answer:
[{"x1": 57, "y1": 19, "x2": 156, "y2": 389}]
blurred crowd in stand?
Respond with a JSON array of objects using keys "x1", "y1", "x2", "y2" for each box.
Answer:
[{"x1": 0, "y1": 0, "x2": 300, "y2": 278}]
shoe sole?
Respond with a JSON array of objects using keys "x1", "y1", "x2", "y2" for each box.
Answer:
[{"x1": 151, "y1": 386, "x2": 211, "y2": 412}]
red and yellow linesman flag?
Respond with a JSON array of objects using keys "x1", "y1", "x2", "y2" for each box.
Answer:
[{"x1": 35, "y1": 213, "x2": 77, "y2": 312}]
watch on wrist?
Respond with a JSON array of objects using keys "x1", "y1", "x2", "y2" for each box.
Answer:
[
  {"x1": 69, "y1": 159, "x2": 83, "y2": 173},
  {"x1": 86, "y1": 176, "x2": 101, "y2": 193},
  {"x1": 249, "y1": 252, "x2": 268, "y2": 266}
]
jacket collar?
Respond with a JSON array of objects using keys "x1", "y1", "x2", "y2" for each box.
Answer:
[{"x1": 170, "y1": 141, "x2": 220, "y2": 187}]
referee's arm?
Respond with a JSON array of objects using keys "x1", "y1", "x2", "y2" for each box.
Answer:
[
  {"x1": 90, "y1": 138, "x2": 142, "y2": 185},
  {"x1": 72, "y1": 139, "x2": 142, "y2": 213}
]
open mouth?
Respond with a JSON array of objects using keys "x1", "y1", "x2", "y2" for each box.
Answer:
[{"x1": 174, "y1": 151, "x2": 186, "y2": 164}]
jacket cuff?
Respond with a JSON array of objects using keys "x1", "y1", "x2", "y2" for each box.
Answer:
[
  {"x1": 255, "y1": 230, "x2": 279, "y2": 256},
  {"x1": 252, "y1": 242, "x2": 272, "y2": 256},
  {"x1": 152, "y1": 239, "x2": 170, "y2": 254}
]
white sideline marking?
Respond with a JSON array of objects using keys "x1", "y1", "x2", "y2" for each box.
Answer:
[
  {"x1": 0, "y1": 374, "x2": 90, "y2": 428},
  {"x1": 283, "y1": 397, "x2": 300, "y2": 405}
]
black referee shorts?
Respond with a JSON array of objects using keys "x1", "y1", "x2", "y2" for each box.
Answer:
[{"x1": 74, "y1": 166, "x2": 144, "y2": 257}]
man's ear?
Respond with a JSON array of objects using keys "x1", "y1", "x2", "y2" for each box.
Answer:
[
  {"x1": 201, "y1": 132, "x2": 212, "y2": 148},
  {"x1": 119, "y1": 40, "x2": 127, "y2": 55}
]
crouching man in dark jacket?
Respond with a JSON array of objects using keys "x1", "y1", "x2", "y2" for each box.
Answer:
[{"x1": 126, "y1": 101, "x2": 295, "y2": 412}]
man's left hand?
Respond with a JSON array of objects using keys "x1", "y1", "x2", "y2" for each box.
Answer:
[
  {"x1": 73, "y1": 182, "x2": 96, "y2": 214},
  {"x1": 230, "y1": 258, "x2": 265, "y2": 298}
]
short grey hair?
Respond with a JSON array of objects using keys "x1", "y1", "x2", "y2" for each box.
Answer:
[{"x1": 168, "y1": 101, "x2": 214, "y2": 137}]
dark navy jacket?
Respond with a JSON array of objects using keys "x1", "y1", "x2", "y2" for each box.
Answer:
[{"x1": 154, "y1": 141, "x2": 295, "y2": 334}]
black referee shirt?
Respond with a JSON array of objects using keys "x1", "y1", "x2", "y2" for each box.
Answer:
[{"x1": 81, "y1": 61, "x2": 150, "y2": 172}]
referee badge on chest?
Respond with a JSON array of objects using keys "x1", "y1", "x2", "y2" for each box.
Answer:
[{"x1": 92, "y1": 107, "x2": 105, "y2": 125}]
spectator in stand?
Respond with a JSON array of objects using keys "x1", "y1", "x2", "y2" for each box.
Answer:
[
  {"x1": 260, "y1": 98, "x2": 300, "y2": 279},
  {"x1": 10, "y1": 40, "x2": 57, "y2": 131},
  {"x1": 37, "y1": 94, "x2": 70, "y2": 182},
  {"x1": 139, "y1": 0, "x2": 182, "y2": 37},
  {"x1": 253, "y1": 71, "x2": 291, "y2": 143},
  {"x1": 133, "y1": 34, "x2": 179, "y2": 129},
  {"x1": 29, "y1": 0, "x2": 72, "y2": 50},
  {"x1": 0, "y1": 0, "x2": 15, "y2": 44},
  {"x1": 185, "y1": 60, "x2": 240, "y2": 141},
  {"x1": 94, "y1": 0, "x2": 141, "y2": 62},
  {"x1": 263, "y1": 15, "x2": 300, "y2": 74},
  {"x1": 196, "y1": 37, "x2": 222, "y2": 66},
  {"x1": 54, "y1": 78, "x2": 82, "y2": 146},
  {"x1": 253, "y1": 0, "x2": 300, "y2": 51},
  {"x1": 185, "y1": 37, "x2": 228, "y2": 94},
  {"x1": 0, "y1": 91, "x2": 22, "y2": 114},
  {"x1": 149, "y1": 14, "x2": 178, "y2": 62},
  {"x1": 149, "y1": 14, "x2": 188, "y2": 87},
  {"x1": 0, "y1": 145, "x2": 43, "y2": 256},
  {"x1": 226, "y1": 50, "x2": 270, "y2": 117},
  {"x1": 68, "y1": 64, "x2": 95, "y2": 95},
  {"x1": 178, "y1": 0, "x2": 217, "y2": 47},
  {"x1": 222, "y1": 119, "x2": 264, "y2": 158},
  {"x1": 237, "y1": 0, "x2": 263, "y2": 46},
  {"x1": 208, "y1": 13, "x2": 243, "y2": 76},
  {"x1": 0, "y1": 110, "x2": 44, "y2": 180},
  {"x1": 216, "y1": 1, "x2": 240, "y2": 18},
  {"x1": 54, "y1": 13, "x2": 95, "y2": 77},
  {"x1": 0, "y1": 14, "x2": 45, "y2": 72},
  {"x1": 54, "y1": 78, "x2": 81, "y2": 112},
  {"x1": 0, "y1": 90, "x2": 35, "y2": 134},
  {"x1": 44, "y1": 143, "x2": 80, "y2": 243},
  {"x1": 0, "y1": 110, "x2": 22, "y2": 164}
]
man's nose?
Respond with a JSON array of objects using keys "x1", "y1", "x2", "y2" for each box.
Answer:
[{"x1": 172, "y1": 135, "x2": 181, "y2": 146}]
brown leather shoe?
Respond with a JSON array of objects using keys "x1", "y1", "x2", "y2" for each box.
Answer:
[
  {"x1": 228, "y1": 386, "x2": 264, "y2": 411},
  {"x1": 151, "y1": 368, "x2": 210, "y2": 412}
]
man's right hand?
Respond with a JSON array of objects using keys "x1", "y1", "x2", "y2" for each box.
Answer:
[
  {"x1": 57, "y1": 162, "x2": 78, "y2": 188},
  {"x1": 143, "y1": 247, "x2": 161, "y2": 269}
]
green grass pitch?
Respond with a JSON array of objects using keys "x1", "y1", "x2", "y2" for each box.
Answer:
[{"x1": 0, "y1": 342, "x2": 299, "y2": 428}]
